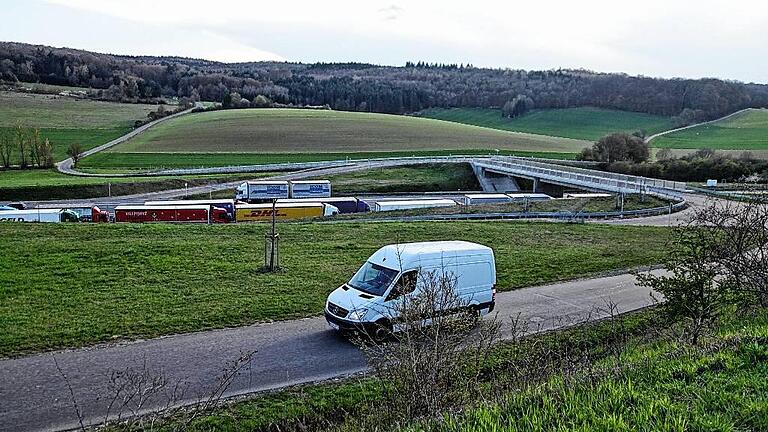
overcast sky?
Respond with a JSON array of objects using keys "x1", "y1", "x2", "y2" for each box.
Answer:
[{"x1": 2, "y1": 0, "x2": 767, "y2": 83}]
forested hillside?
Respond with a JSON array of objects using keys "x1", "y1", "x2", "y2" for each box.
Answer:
[{"x1": 2, "y1": 41, "x2": 767, "y2": 121}]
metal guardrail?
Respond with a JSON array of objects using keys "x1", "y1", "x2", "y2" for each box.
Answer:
[
  {"x1": 686, "y1": 186, "x2": 768, "y2": 203},
  {"x1": 476, "y1": 157, "x2": 687, "y2": 197},
  {"x1": 495, "y1": 156, "x2": 688, "y2": 191},
  {"x1": 140, "y1": 154, "x2": 596, "y2": 177}
]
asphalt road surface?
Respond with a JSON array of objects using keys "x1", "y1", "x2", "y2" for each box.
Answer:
[{"x1": 0, "y1": 270, "x2": 661, "y2": 432}]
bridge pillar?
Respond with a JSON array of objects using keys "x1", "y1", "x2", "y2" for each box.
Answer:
[
  {"x1": 471, "y1": 163, "x2": 521, "y2": 192},
  {"x1": 532, "y1": 178, "x2": 565, "y2": 198}
]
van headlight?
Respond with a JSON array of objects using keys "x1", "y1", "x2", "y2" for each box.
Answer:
[{"x1": 348, "y1": 308, "x2": 368, "y2": 321}]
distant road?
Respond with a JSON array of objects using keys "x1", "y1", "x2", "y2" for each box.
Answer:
[
  {"x1": 55, "y1": 107, "x2": 195, "y2": 176},
  {"x1": 644, "y1": 108, "x2": 753, "y2": 145},
  {"x1": 0, "y1": 270, "x2": 662, "y2": 432}
]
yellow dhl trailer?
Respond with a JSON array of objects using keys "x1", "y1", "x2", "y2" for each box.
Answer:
[{"x1": 236, "y1": 202, "x2": 339, "y2": 222}]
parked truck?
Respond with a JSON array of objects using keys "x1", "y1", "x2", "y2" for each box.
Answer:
[
  {"x1": 372, "y1": 199, "x2": 457, "y2": 212},
  {"x1": 463, "y1": 194, "x2": 512, "y2": 205},
  {"x1": 145, "y1": 199, "x2": 236, "y2": 221},
  {"x1": 289, "y1": 180, "x2": 331, "y2": 199},
  {"x1": 114, "y1": 205, "x2": 229, "y2": 223},
  {"x1": 277, "y1": 197, "x2": 370, "y2": 214},
  {"x1": 0, "y1": 208, "x2": 79, "y2": 223},
  {"x1": 37, "y1": 205, "x2": 110, "y2": 222},
  {"x1": 236, "y1": 202, "x2": 339, "y2": 222},
  {"x1": 235, "y1": 181, "x2": 290, "y2": 202}
]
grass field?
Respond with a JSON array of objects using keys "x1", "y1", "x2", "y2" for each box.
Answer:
[
  {"x1": 419, "y1": 107, "x2": 675, "y2": 141},
  {"x1": 0, "y1": 169, "x2": 275, "y2": 201},
  {"x1": 327, "y1": 163, "x2": 481, "y2": 194},
  {"x1": 2, "y1": 81, "x2": 95, "y2": 95},
  {"x1": 0, "y1": 91, "x2": 157, "y2": 161},
  {"x1": 102, "y1": 108, "x2": 587, "y2": 155},
  {"x1": 653, "y1": 108, "x2": 768, "y2": 150},
  {"x1": 149, "y1": 311, "x2": 768, "y2": 432},
  {"x1": 79, "y1": 149, "x2": 576, "y2": 171},
  {"x1": 0, "y1": 222, "x2": 670, "y2": 355}
]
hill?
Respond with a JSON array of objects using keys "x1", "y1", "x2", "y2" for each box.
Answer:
[
  {"x1": 2, "y1": 41, "x2": 767, "y2": 120},
  {"x1": 653, "y1": 108, "x2": 768, "y2": 150},
  {"x1": 81, "y1": 108, "x2": 587, "y2": 170},
  {"x1": 418, "y1": 107, "x2": 675, "y2": 141},
  {"x1": 0, "y1": 91, "x2": 157, "y2": 161}
]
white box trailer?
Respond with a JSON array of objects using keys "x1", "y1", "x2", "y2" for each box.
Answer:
[
  {"x1": 289, "y1": 180, "x2": 331, "y2": 199},
  {"x1": 235, "y1": 181, "x2": 290, "y2": 201},
  {"x1": 506, "y1": 193, "x2": 552, "y2": 201},
  {"x1": 0, "y1": 208, "x2": 77, "y2": 223},
  {"x1": 463, "y1": 194, "x2": 512, "y2": 205},
  {"x1": 373, "y1": 199, "x2": 457, "y2": 212}
]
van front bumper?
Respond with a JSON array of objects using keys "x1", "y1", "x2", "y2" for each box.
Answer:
[{"x1": 324, "y1": 311, "x2": 376, "y2": 334}]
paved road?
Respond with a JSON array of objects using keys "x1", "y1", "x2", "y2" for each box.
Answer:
[
  {"x1": 0, "y1": 270, "x2": 661, "y2": 432},
  {"x1": 644, "y1": 108, "x2": 753, "y2": 145},
  {"x1": 56, "y1": 108, "x2": 195, "y2": 176}
]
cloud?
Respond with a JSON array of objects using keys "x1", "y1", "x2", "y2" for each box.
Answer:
[
  {"x1": 378, "y1": 5, "x2": 404, "y2": 21},
  {"x1": 20, "y1": 0, "x2": 768, "y2": 82}
]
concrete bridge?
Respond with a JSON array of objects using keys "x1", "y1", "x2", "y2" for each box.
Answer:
[{"x1": 472, "y1": 157, "x2": 687, "y2": 199}]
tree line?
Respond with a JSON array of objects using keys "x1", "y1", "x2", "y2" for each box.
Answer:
[
  {"x1": 2, "y1": 42, "x2": 767, "y2": 120},
  {"x1": 577, "y1": 133, "x2": 768, "y2": 182},
  {"x1": 0, "y1": 125, "x2": 54, "y2": 169}
]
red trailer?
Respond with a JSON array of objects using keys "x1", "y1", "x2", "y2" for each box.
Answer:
[{"x1": 114, "y1": 205, "x2": 229, "y2": 224}]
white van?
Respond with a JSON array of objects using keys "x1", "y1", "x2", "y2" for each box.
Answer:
[{"x1": 325, "y1": 241, "x2": 497, "y2": 338}]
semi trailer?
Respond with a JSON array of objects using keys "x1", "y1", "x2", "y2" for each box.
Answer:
[
  {"x1": 236, "y1": 202, "x2": 339, "y2": 222},
  {"x1": 0, "y1": 208, "x2": 79, "y2": 223},
  {"x1": 372, "y1": 199, "x2": 457, "y2": 212},
  {"x1": 463, "y1": 194, "x2": 512, "y2": 205},
  {"x1": 114, "y1": 205, "x2": 229, "y2": 223},
  {"x1": 235, "y1": 181, "x2": 290, "y2": 202},
  {"x1": 277, "y1": 197, "x2": 370, "y2": 214},
  {"x1": 145, "y1": 199, "x2": 236, "y2": 220},
  {"x1": 289, "y1": 180, "x2": 331, "y2": 199}
]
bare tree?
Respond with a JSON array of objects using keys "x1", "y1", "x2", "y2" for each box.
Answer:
[
  {"x1": 355, "y1": 268, "x2": 501, "y2": 423},
  {"x1": 39, "y1": 138, "x2": 54, "y2": 168},
  {"x1": 28, "y1": 127, "x2": 41, "y2": 167},
  {"x1": 67, "y1": 142, "x2": 84, "y2": 168},
  {"x1": 57, "y1": 351, "x2": 255, "y2": 431},
  {"x1": 691, "y1": 198, "x2": 768, "y2": 307},
  {"x1": 0, "y1": 130, "x2": 12, "y2": 168},
  {"x1": 14, "y1": 123, "x2": 28, "y2": 168}
]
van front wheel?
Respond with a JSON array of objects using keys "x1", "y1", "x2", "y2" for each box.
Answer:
[{"x1": 371, "y1": 319, "x2": 392, "y2": 342}]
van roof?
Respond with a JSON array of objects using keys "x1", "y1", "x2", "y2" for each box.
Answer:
[{"x1": 368, "y1": 241, "x2": 492, "y2": 270}]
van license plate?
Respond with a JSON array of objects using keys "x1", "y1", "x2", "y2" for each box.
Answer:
[{"x1": 328, "y1": 322, "x2": 339, "y2": 330}]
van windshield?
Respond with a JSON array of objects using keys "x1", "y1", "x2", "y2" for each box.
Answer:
[{"x1": 348, "y1": 262, "x2": 399, "y2": 296}]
